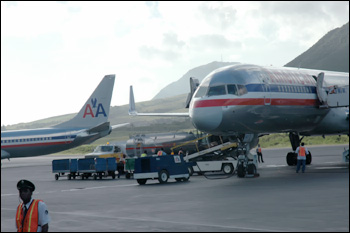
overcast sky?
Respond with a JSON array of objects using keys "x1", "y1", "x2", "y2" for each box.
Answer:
[{"x1": 1, "y1": 1, "x2": 349, "y2": 126}]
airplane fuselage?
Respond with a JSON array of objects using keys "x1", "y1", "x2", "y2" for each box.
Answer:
[
  {"x1": 1, "y1": 127, "x2": 106, "y2": 158},
  {"x1": 190, "y1": 64, "x2": 349, "y2": 136}
]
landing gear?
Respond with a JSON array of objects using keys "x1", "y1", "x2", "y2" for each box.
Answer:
[
  {"x1": 286, "y1": 132, "x2": 312, "y2": 166},
  {"x1": 236, "y1": 142, "x2": 259, "y2": 178}
]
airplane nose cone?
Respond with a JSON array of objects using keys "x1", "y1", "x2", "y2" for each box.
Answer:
[{"x1": 190, "y1": 106, "x2": 223, "y2": 132}]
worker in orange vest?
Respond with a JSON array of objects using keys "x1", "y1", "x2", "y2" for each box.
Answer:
[
  {"x1": 157, "y1": 148, "x2": 166, "y2": 156},
  {"x1": 16, "y1": 180, "x2": 50, "y2": 232},
  {"x1": 295, "y1": 142, "x2": 309, "y2": 173},
  {"x1": 256, "y1": 144, "x2": 264, "y2": 163}
]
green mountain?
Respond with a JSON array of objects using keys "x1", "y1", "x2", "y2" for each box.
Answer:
[{"x1": 285, "y1": 22, "x2": 349, "y2": 72}]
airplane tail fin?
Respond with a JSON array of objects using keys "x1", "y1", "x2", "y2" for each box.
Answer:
[
  {"x1": 54, "y1": 75, "x2": 115, "y2": 128},
  {"x1": 129, "y1": 85, "x2": 137, "y2": 115}
]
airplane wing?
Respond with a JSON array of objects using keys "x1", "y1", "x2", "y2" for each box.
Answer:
[
  {"x1": 129, "y1": 86, "x2": 190, "y2": 117},
  {"x1": 111, "y1": 123, "x2": 130, "y2": 130}
]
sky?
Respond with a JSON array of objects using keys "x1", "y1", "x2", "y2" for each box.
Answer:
[{"x1": 1, "y1": 1, "x2": 349, "y2": 126}]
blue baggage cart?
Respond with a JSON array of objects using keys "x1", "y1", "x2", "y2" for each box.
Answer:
[
  {"x1": 52, "y1": 159, "x2": 78, "y2": 180},
  {"x1": 78, "y1": 158, "x2": 96, "y2": 180},
  {"x1": 92, "y1": 158, "x2": 116, "y2": 180},
  {"x1": 133, "y1": 155, "x2": 195, "y2": 185}
]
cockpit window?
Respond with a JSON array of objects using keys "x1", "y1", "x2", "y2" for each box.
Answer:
[
  {"x1": 237, "y1": 84, "x2": 247, "y2": 95},
  {"x1": 194, "y1": 86, "x2": 208, "y2": 98},
  {"x1": 227, "y1": 84, "x2": 238, "y2": 95},
  {"x1": 208, "y1": 85, "x2": 226, "y2": 96}
]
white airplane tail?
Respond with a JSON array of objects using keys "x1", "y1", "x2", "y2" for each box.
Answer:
[{"x1": 54, "y1": 75, "x2": 115, "y2": 128}]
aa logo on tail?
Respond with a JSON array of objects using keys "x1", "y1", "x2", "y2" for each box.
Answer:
[{"x1": 83, "y1": 98, "x2": 107, "y2": 118}]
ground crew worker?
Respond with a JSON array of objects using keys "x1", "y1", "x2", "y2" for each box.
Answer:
[
  {"x1": 256, "y1": 144, "x2": 264, "y2": 163},
  {"x1": 16, "y1": 179, "x2": 50, "y2": 232},
  {"x1": 157, "y1": 148, "x2": 166, "y2": 156},
  {"x1": 295, "y1": 142, "x2": 309, "y2": 173},
  {"x1": 141, "y1": 150, "x2": 147, "y2": 157},
  {"x1": 117, "y1": 154, "x2": 126, "y2": 178}
]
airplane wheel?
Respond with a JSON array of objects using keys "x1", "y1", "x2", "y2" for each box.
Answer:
[
  {"x1": 93, "y1": 174, "x2": 97, "y2": 180},
  {"x1": 55, "y1": 174, "x2": 59, "y2": 180},
  {"x1": 222, "y1": 163, "x2": 234, "y2": 174},
  {"x1": 287, "y1": 152, "x2": 297, "y2": 166},
  {"x1": 306, "y1": 152, "x2": 312, "y2": 165},
  {"x1": 158, "y1": 170, "x2": 169, "y2": 184},
  {"x1": 68, "y1": 174, "x2": 71, "y2": 180},
  {"x1": 247, "y1": 164, "x2": 256, "y2": 175},
  {"x1": 237, "y1": 164, "x2": 245, "y2": 178}
]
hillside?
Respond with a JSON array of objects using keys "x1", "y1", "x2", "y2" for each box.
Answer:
[{"x1": 285, "y1": 22, "x2": 349, "y2": 72}]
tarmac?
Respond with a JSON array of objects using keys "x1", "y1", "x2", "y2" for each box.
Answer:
[{"x1": 1, "y1": 144, "x2": 349, "y2": 232}]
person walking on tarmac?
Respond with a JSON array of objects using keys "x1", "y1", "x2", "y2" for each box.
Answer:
[
  {"x1": 117, "y1": 154, "x2": 126, "y2": 178},
  {"x1": 16, "y1": 179, "x2": 51, "y2": 232},
  {"x1": 256, "y1": 144, "x2": 264, "y2": 163},
  {"x1": 295, "y1": 142, "x2": 309, "y2": 173},
  {"x1": 141, "y1": 150, "x2": 148, "y2": 157}
]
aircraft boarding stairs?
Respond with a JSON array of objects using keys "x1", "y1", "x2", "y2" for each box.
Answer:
[
  {"x1": 315, "y1": 72, "x2": 349, "y2": 108},
  {"x1": 171, "y1": 134, "x2": 237, "y2": 162}
]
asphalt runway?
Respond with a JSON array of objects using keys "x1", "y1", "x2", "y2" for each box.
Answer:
[{"x1": 1, "y1": 145, "x2": 349, "y2": 232}]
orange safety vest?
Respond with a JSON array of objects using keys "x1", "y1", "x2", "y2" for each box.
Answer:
[
  {"x1": 258, "y1": 147, "x2": 262, "y2": 153},
  {"x1": 299, "y1": 147, "x2": 306, "y2": 156},
  {"x1": 16, "y1": 199, "x2": 42, "y2": 232},
  {"x1": 157, "y1": 151, "x2": 163, "y2": 156}
]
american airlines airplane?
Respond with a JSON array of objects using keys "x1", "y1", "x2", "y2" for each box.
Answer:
[
  {"x1": 1, "y1": 75, "x2": 128, "y2": 160},
  {"x1": 129, "y1": 64, "x2": 349, "y2": 177}
]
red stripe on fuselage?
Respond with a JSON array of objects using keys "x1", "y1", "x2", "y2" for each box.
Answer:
[{"x1": 193, "y1": 98, "x2": 317, "y2": 108}]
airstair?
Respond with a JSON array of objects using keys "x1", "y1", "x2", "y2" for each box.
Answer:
[{"x1": 315, "y1": 72, "x2": 349, "y2": 108}]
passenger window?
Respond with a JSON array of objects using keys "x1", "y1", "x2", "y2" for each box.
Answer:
[
  {"x1": 227, "y1": 84, "x2": 238, "y2": 95},
  {"x1": 208, "y1": 85, "x2": 226, "y2": 96},
  {"x1": 237, "y1": 85, "x2": 247, "y2": 95},
  {"x1": 194, "y1": 86, "x2": 208, "y2": 98}
]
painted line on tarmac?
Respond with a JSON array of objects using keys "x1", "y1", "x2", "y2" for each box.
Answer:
[
  {"x1": 49, "y1": 210, "x2": 288, "y2": 232},
  {"x1": 61, "y1": 183, "x2": 138, "y2": 192},
  {"x1": 1, "y1": 184, "x2": 138, "y2": 197}
]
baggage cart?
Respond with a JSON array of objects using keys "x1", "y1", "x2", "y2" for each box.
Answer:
[
  {"x1": 78, "y1": 158, "x2": 96, "y2": 180},
  {"x1": 93, "y1": 157, "x2": 116, "y2": 179},
  {"x1": 124, "y1": 158, "x2": 135, "y2": 179},
  {"x1": 52, "y1": 159, "x2": 78, "y2": 180}
]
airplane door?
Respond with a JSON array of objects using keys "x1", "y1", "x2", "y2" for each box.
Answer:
[
  {"x1": 259, "y1": 73, "x2": 271, "y2": 105},
  {"x1": 263, "y1": 82, "x2": 271, "y2": 105}
]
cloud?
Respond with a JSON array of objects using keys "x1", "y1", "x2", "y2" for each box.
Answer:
[{"x1": 190, "y1": 34, "x2": 242, "y2": 50}]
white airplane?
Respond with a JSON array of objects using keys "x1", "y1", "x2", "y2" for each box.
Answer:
[
  {"x1": 129, "y1": 64, "x2": 349, "y2": 177},
  {"x1": 1, "y1": 75, "x2": 129, "y2": 160}
]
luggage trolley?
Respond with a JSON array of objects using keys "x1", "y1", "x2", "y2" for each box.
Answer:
[{"x1": 52, "y1": 159, "x2": 78, "y2": 180}]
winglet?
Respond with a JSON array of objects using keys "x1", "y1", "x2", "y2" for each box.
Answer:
[{"x1": 129, "y1": 85, "x2": 137, "y2": 115}]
